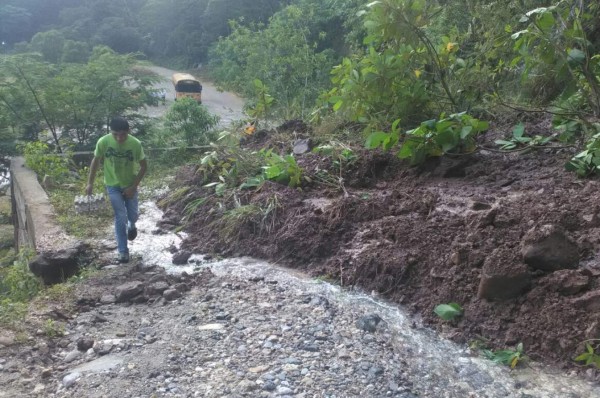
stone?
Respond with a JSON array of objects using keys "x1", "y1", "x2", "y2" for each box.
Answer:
[
  {"x1": 521, "y1": 224, "x2": 579, "y2": 271},
  {"x1": 145, "y1": 281, "x2": 170, "y2": 297},
  {"x1": 292, "y1": 139, "x2": 312, "y2": 154},
  {"x1": 356, "y1": 314, "x2": 382, "y2": 333},
  {"x1": 115, "y1": 281, "x2": 145, "y2": 302},
  {"x1": 77, "y1": 338, "x2": 95, "y2": 352},
  {"x1": 64, "y1": 350, "x2": 82, "y2": 363},
  {"x1": 172, "y1": 250, "x2": 192, "y2": 265},
  {"x1": 163, "y1": 288, "x2": 182, "y2": 301},
  {"x1": 0, "y1": 336, "x2": 15, "y2": 346},
  {"x1": 62, "y1": 372, "x2": 81, "y2": 388},
  {"x1": 478, "y1": 249, "x2": 531, "y2": 301},
  {"x1": 99, "y1": 294, "x2": 116, "y2": 304}
]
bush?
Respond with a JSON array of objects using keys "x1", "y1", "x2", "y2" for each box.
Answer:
[
  {"x1": 164, "y1": 98, "x2": 220, "y2": 147},
  {"x1": 20, "y1": 141, "x2": 72, "y2": 181}
]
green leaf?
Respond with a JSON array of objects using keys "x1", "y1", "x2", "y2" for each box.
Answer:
[
  {"x1": 264, "y1": 165, "x2": 283, "y2": 179},
  {"x1": 511, "y1": 30, "x2": 529, "y2": 40},
  {"x1": 460, "y1": 126, "x2": 473, "y2": 139},
  {"x1": 422, "y1": 119, "x2": 437, "y2": 130},
  {"x1": 536, "y1": 12, "x2": 555, "y2": 31},
  {"x1": 364, "y1": 20, "x2": 378, "y2": 30},
  {"x1": 333, "y1": 100, "x2": 343, "y2": 112},
  {"x1": 240, "y1": 177, "x2": 264, "y2": 189},
  {"x1": 567, "y1": 49, "x2": 586, "y2": 66},
  {"x1": 436, "y1": 129, "x2": 457, "y2": 152},
  {"x1": 397, "y1": 142, "x2": 413, "y2": 159},
  {"x1": 574, "y1": 352, "x2": 590, "y2": 362},
  {"x1": 525, "y1": 7, "x2": 554, "y2": 17},
  {"x1": 365, "y1": 132, "x2": 391, "y2": 149},
  {"x1": 435, "y1": 120, "x2": 455, "y2": 133},
  {"x1": 433, "y1": 303, "x2": 463, "y2": 321},
  {"x1": 512, "y1": 123, "x2": 525, "y2": 138}
]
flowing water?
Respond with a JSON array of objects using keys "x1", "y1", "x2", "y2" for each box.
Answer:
[{"x1": 130, "y1": 201, "x2": 599, "y2": 398}]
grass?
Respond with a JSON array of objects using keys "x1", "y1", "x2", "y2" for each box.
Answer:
[
  {"x1": 49, "y1": 187, "x2": 113, "y2": 240},
  {"x1": 213, "y1": 204, "x2": 263, "y2": 242}
]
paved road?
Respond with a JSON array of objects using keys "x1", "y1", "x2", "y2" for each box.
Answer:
[{"x1": 144, "y1": 65, "x2": 245, "y2": 127}]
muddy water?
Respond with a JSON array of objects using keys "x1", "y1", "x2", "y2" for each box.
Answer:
[{"x1": 131, "y1": 201, "x2": 598, "y2": 398}]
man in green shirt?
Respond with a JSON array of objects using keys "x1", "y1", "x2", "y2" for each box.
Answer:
[{"x1": 86, "y1": 116, "x2": 147, "y2": 263}]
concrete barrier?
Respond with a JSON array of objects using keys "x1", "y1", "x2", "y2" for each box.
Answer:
[{"x1": 10, "y1": 157, "x2": 86, "y2": 284}]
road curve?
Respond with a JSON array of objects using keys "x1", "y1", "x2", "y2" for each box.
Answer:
[{"x1": 144, "y1": 65, "x2": 246, "y2": 127}]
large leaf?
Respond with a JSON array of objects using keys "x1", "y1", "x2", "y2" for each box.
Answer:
[
  {"x1": 436, "y1": 129, "x2": 458, "y2": 152},
  {"x1": 366, "y1": 131, "x2": 391, "y2": 149},
  {"x1": 434, "y1": 303, "x2": 463, "y2": 321},
  {"x1": 512, "y1": 123, "x2": 525, "y2": 138},
  {"x1": 567, "y1": 48, "x2": 586, "y2": 66}
]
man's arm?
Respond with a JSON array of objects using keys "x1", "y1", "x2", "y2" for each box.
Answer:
[
  {"x1": 124, "y1": 158, "x2": 147, "y2": 198},
  {"x1": 85, "y1": 156, "x2": 101, "y2": 195}
]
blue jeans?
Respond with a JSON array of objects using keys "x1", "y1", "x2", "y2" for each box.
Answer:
[{"x1": 107, "y1": 186, "x2": 138, "y2": 255}]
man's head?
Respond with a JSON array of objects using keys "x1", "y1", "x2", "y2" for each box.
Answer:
[{"x1": 110, "y1": 116, "x2": 130, "y2": 143}]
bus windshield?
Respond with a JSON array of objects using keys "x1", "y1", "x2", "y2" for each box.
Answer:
[{"x1": 172, "y1": 73, "x2": 202, "y2": 102}]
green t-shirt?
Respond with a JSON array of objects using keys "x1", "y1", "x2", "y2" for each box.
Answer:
[{"x1": 94, "y1": 134, "x2": 146, "y2": 188}]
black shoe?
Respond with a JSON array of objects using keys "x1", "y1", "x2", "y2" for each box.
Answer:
[
  {"x1": 127, "y1": 227, "x2": 137, "y2": 241},
  {"x1": 118, "y1": 252, "x2": 130, "y2": 263}
]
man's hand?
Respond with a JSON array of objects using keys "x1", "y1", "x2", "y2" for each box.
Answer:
[
  {"x1": 123, "y1": 186, "x2": 137, "y2": 199},
  {"x1": 85, "y1": 184, "x2": 93, "y2": 196}
]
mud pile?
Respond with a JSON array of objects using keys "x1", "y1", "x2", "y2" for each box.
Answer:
[{"x1": 162, "y1": 118, "x2": 600, "y2": 372}]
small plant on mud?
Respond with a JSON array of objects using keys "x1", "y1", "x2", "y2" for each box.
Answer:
[
  {"x1": 366, "y1": 113, "x2": 488, "y2": 166},
  {"x1": 43, "y1": 319, "x2": 65, "y2": 337},
  {"x1": 313, "y1": 142, "x2": 357, "y2": 176},
  {"x1": 183, "y1": 197, "x2": 209, "y2": 222},
  {"x1": 483, "y1": 342, "x2": 528, "y2": 369},
  {"x1": 433, "y1": 302, "x2": 463, "y2": 321},
  {"x1": 574, "y1": 341, "x2": 600, "y2": 368},
  {"x1": 157, "y1": 186, "x2": 191, "y2": 208},
  {"x1": 259, "y1": 149, "x2": 302, "y2": 187},
  {"x1": 495, "y1": 123, "x2": 553, "y2": 150},
  {"x1": 566, "y1": 130, "x2": 600, "y2": 177},
  {"x1": 198, "y1": 132, "x2": 263, "y2": 189}
]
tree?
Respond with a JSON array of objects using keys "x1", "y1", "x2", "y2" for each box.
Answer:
[
  {"x1": 93, "y1": 17, "x2": 144, "y2": 54},
  {"x1": 0, "y1": 48, "x2": 159, "y2": 150},
  {"x1": 209, "y1": 4, "x2": 336, "y2": 118},
  {"x1": 29, "y1": 30, "x2": 66, "y2": 64},
  {"x1": 61, "y1": 40, "x2": 91, "y2": 64}
]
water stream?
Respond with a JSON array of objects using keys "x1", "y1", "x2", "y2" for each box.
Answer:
[{"x1": 130, "y1": 201, "x2": 599, "y2": 398}]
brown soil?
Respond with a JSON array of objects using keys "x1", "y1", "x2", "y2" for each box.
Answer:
[{"x1": 160, "y1": 117, "x2": 600, "y2": 372}]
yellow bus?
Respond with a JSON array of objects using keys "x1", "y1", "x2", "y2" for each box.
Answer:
[{"x1": 172, "y1": 73, "x2": 202, "y2": 103}]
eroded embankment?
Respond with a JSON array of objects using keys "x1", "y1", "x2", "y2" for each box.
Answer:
[{"x1": 158, "y1": 122, "x2": 600, "y2": 374}]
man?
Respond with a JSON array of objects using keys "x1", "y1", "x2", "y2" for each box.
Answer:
[{"x1": 86, "y1": 116, "x2": 147, "y2": 263}]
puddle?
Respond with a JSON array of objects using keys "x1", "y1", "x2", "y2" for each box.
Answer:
[{"x1": 131, "y1": 201, "x2": 599, "y2": 397}]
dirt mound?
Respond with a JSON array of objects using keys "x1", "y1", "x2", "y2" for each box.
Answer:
[{"x1": 162, "y1": 119, "x2": 600, "y2": 372}]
